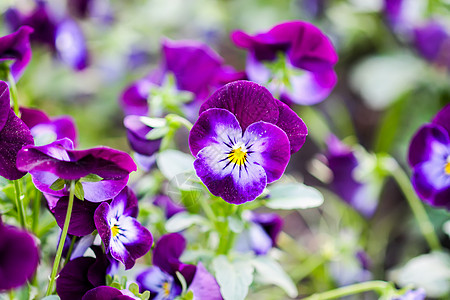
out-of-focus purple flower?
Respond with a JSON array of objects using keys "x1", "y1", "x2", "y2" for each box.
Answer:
[
  {"x1": 236, "y1": 211, "x2": 283, "y2": 255},
  {"x1": 82, "y1": 286, "x2": 137, "y2": 300},
  {"x1": 94, "y1": 187, "x2": 153, "y2": 269},
  {"x1": 393, "y1": 288, "x2": 426, "y2": 300},
  {"x1": 413, "y1": 21, "x2": 450, "y2": 68},
  {"x1": 137, "y1": 233, "x2": 222, "y2": 300},
  {"x1": 299, "y1": 0, "x2": 327, "y2": 19},
  {"x1": 153, "y1": 195, "x2": 186, "y2": 219},
  {"x1": 325, "y1": 135, "x2": 379, "y2": 217},
  {"x1": 231, "y1": 21, "x2": 338, "y2": 105},
  {"x1": 5, "y1": 1, "x2": 89, "y2": 71},
  {"x1": 67, "y1": 0, "x2": 114, "y2": 22},
  {"x1": 16, "y1": 138, "x2": 137, "y2": 202},
  {"x1": 408, "y1": 104, "x2": 450, "y2": 209},
  {"x1": 56, "y1": 246, "x2": 110, "y2": 300},
  {"x1": 20, "y1": 107, "x2": 77, "y2": 146},
  {"x1": 123, "y1": 115, "x2": 162, "y2": 158},
  {"x1": 0, "y1": 81, "x2": 34, "y2": 180},
  {"x1": 0, "y1": 26, "x2": 33, "y2": 80},
  {"x1": 189, "y1": 80, "x2": 307, "y2": 204},
  {"x1": 0, "y1": 216, "x2": 39, "y2": 291}
]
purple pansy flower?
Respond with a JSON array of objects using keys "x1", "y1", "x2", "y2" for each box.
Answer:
[
  {"x1": 189, "y1": 80, "x2": 307, "y2": 204},
  {"x1": 123, "y1": 115, "x2": 162, "y2": 158},
  {"x1": 0, "y1": 81, "x2": 34, "y2": 180},
  {"x1": 153, "y1": 195, "x2": 186, "y2": 219},
  {"x1": 236, "y1": 211, "x2": 283, "y2": 255},
  {"x1": 137, "y1": 233, "x2": 222, "y2": 300},
  {"x1": 94, "y1": 187, "x2": 153, "y2": 269},
  {"x1": 6, "y1": 1, "x2": 89, "y2": 70},
  {"x1": 0, "y1": 26, "x2": 33, "y2": 80},
  {"x1": 0, "y1": 216, "x2": 39, "y2": 291},
  {"x1": 82, "y1": 286, "x2": 136, "y2": 300},
  {"x1": 408, "y1": 104, "x2": 450, "y2": 209},
  {"x1": 231, "y1": 21, "x2": 338, "y2": 105},
  {"x1": 325, "y1": 135, "x2": 379, "y2": 217},
  {"x1": 16, "y1": 138, "x2": 137, "y2": 202},
  {"x1": 56, "y1": 246, "x2": 110, "y2": 300},
  {"x1": 413, "y1": 21, "x2": 450, "y2": 68},
  {"x1": 20, "y1": 107, "x2": 78, "y2": 146}
]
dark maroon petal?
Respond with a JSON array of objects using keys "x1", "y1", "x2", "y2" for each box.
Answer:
[
  {"x1": 274, "y1": 100, "x2": 307, "y2": 154},
  {"x1": 0, "y1": 26, "x2": 34, "y2": 80},
  {"x1": 433, "y1": 187, "x2": 450, "y2": 210},
  {"x1": 54, "y1": 196, "x2": 99, "y2": 236},
  {"x1": 408, "y1": 124, "x2": 449, "y2": 167},
  {"x1": 0, "y1": 221, "x2": 39, "y2": 291},
  {"x1": 153, "y1": 233, "x2": 186, "y2": 276},
  {"x1": 82, "y1": 286, "x2": 123, "y2": 300},
  {"x1": 432, "y1": 104, "x2": 450, "y2": 134},
  {"x1": 188, "y1": 262, "x2": 222, "y2": 300},
  {"x1": 56, "y1": 256, "x2": 96, "y2": 300},
  {"x1": 124, "y1": 115, "x2": 161, "y2": 156},
  {"x1": 94, "y1": 202, "x2": 112, "y2": 251},
  {"x1": 0, "y1": 109, "x2": 34, "y2": 180},
  {"x1": 88, "y1": 246, "x2": 110, "y2": 287},
  {"x1": 199, "y1": 80, "x2": 279, "y2": 131}
]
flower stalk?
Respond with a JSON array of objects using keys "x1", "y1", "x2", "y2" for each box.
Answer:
[
  {"x1": 302, "y1": 281, "x2": 390, "y2": 300},
  {"x1": 13, "y1": 179, "x2": 27, "y2": 228}
]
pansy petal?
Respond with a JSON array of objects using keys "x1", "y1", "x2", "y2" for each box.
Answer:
[
  {"x1": 94, "y1": 202, "x2": 112, "y2": 251},
  {"x1": 82, "y1": 178, "x2": 131, "y2": 202},
  {"x1": 55, "y1": 18, "x2": 89, "y2": 70},
  {"x1": 408, "y1": 124, "x2": 450, "y2": 167},
  {"x1": 243, "y1": 121, "x2": 290, "y2": 183},
  {"x1": 274, "y1": 100, "x2": 307, "y2": 154},
  {"x1": 153, "y1": 233, "x2": 186, "y2": 274},
  {"x1": 0, "y1": 82, "x2": 11, "y2": 130},
  {"x1": 188, "y1": 262, "x2": 223, "y2": 300},
  {"x1": 115, "y1": 217, "x2": 153, "y2": 258},
  {"x1": 433, "y1": 187, "x2": 450, "y2": 210},
  {"x1": 0, "y1": 26, "x2": 34, "y2": 80},
  {"x1": 199, "y1": 81, "x2": 279, "y2": 131},
  {"x1": 109, "y1": 235, "x2": 135, "y2": 269},
  {"x1": 54, "y1": 196, "x2": 99, "y2": 236},
  {"x1": 248, "y1": 212, "x2": 283, "y2": 246},
  {"x1": 82, "y1": 286, "x2": 123, "y2": 300},
  {"x1": 189, "y1": 108, "x2": 242, "y2": 157},
  {"x1": 432, "y1": 103, "x2": 450, "y2": 134},
  {"x1": 56, "y1": 257, "x2": 97, "y2": 300},
  {"x1": 88, "y1": 246, "x2": 111, "y2": 287},
  {"x1": 124, "y1": 115, "x2": 161, "y2": 156}
]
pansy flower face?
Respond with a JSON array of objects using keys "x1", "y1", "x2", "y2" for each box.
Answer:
[
  {"x1": 408, "y1": 104, "x2": 450, "y2": 209},
  {"x1": 190, "y1": 80, "x2": 307, "y2": 204},
  {"x1": 0, "y1": 26, "x2": 33, "y2": 80},
  {"x1": 231, "y1": 21, "x2": 337, "y2": 105},
  {"x1": 94, "y1": 187, "x2": 153, "y2": 269}
]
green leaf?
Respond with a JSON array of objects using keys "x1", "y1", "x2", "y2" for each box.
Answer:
[
  {"x1": 145, "y1": 126, "x2": 170, "y2": 140},
  {"x1": 165, "y1": 212, "x2": 208, "y2": 233},
  {"x1": 227, "y1": 215, "x2": 244, "y2": 233},
  {"x1": 80, "y1": 174, "x2": 104, "y2": 182},
  {"x1": 140, "y1": 291, "x2": 150, "y2": 300},
  {"x1": 128, "y1": 282, "x2": 140, "y2": 296},
  {"x1": 50, "y1": 178, "x2": 66, "y2": 191},
  {"x1": 266, "y1": 183, "x2": 324, "y2": 210},
  {"x1": 251, "y1": 256, "x2": 298, "y2": 298},
  {"x1": 157, "y1": 150, "x2": 195, "y2": 180},
  {"x1": 176, "y1": 271, "x2": 188, "y2": 294},
  {"x1": 212, "y1": 255, "x2": 254, "y2": 300},
  {"x1": 139, "y1": 116, "x2": 167, "y2": 128},
  {"x1": 74, "y1": 181, "x2": 84, "y2": 200}
]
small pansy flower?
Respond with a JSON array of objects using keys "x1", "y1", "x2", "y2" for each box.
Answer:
[
  {"x1": 189, "y1": 80, "x2": 307, "y2": 204},
  {"x1": 231, "y1": 21, "x2": 338, "y2": 105},
  {"x1": 0, "y1": 81, "x2": 34, "y2": 180},
  {"x1": 136, "y1": 233, "x2": 222, "y2": 300},
  {"x1": 16, "y1": 138, "x2": 137, "y2": 202},
  {"x1": 0, "y1": 216, "x2": 39, "y2": 291},
  {"x1": 408, "y1": 104, "x2": 450, "y2": 209},
  {"x1": 94, "y1": 187, "x2": 153, "y2": 269},
  {"x1": 0, "y1": 26, "x2": 33, "y2": 80}
]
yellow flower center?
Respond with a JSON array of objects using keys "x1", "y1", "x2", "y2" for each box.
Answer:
[
  {"x1": 163, "y1": 281, "x2": 170, "y2": 296},
  {"x1": 228, "y1": 147, "x2": 247, "y2": 165},
  {"x1": 111, "y1": 224, "x2": 120, "y2": 237},
  {"x1": 445, "y1": 161, "x2": 450, "y2": 175}
]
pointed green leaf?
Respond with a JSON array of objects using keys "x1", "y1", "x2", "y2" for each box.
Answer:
[
  {"x1": 128, "y1": 283, "x2": 139, "y2": 296},
  {"x1": 145, "y1": 126, "x2": 170, "y2": 140},
  {"x1": 74, "y1": 181, "x2": 84, "y2": 200},
  {"x1": 139, "y1": 116, "x2": 167, "y2": 128},
  {"x1": 80, "y1": 174, "x2": 104, "y2": 182},
  {"x1": 50, "y1": 178, "x2": 66, "y2": 191},
  {"x1": 266, "y1": 183, "x2": 324, "y2": 210}
]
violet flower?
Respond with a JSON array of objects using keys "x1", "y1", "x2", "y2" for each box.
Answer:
[
  {"x1": 82, "y1": 286, "x2": 136, "y2": 300},
  {"x1": 123, "y1": 115, "x2": 162, "y2": 158},
  {"x1": 16, "y1": 138, "x2": 137, "y2": 202},
  {"x1": 0, "y1": 26, "x2": 33, "y2": 80},
  {"x1": 0, "y1": 216, "x2": 39, "y2": 291},
  {"x1": 136, "y1": 233, "x2": 222, "y2": 300},
  {"x1": 231, "y1": 21, "x2": 338, "y2": 105},
  {"x1": 94, "y1": 186, "x2": 153, "y2": 269},
  {"x1": 56, "y1": 246, "x2": 110, "y2": 300},
  {"x1": 235, "y1": 212, "x2": 283, "y2": 255},
  {"x1": 189, "y1": 80, "x2": 307, "y2": 204},
  {"x1": 413, "y1": 21, "x2": 450, "y2": 68},
  {"x1": 20, "y1": 107, "x2": 77, "y2": 146},
  {"x1": 6, "y1": 1, "x2": 89, "y2": 70},
  {"x1": 325, "y1": 135, "x2": 379, "y2": 217},
  {"x1": 0, "y1": 81, "x2": 34, "y2": 180},
  {"x1": 408, "y1": 104, "x2": 450, "y2": 209}
]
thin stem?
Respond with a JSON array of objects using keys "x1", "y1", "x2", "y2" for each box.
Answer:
[
  {"x1": 32, "y1": 189, "x2": 41, "y2": 233},
  {"x1": 303, "y1": 280, "x2": 389, "y2": 300},
  {"x1": 13, "y1": 180, "x2": 27, "y2": 228},
  {"x1": 198, "y1": 196, "x2": 216, "y2": 223},
  {"x1": 216, "y1": 204, "x2": 239, "y2": 255},
  {"x1": 64, "y1": 235, "x2": 77, "y2": 266},
  {"x1": 46, "y1": 180, "x2": 76, "y2": 296},
  {"x1": 390, "y1": 165, "x2": 441, "y2": 251},
  {"x1": 7, "y1": 69, "x2": 20, "y2": 116}
]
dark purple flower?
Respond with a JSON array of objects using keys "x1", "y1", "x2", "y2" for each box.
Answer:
[
  {"x1": 325, "y1": 135, "x2": 379, "y2": 217},
  {"x1": 16, "y1": 138, "x2": 137, "y2": 202},
  {"x1": 137, "y1": 233, "x2": 222, "y2": 300},
  {"x1": 189, "y1": 80, "x2": 307, "y2": 204},
  {"x1": 384, "y1": 0, "x2": 406, "y2": 28},
  {"x1": 82, "y1": 286, "x2": 136, "y2": 300},
  {"x1": 236, "y1": 212, "x2": 283, "y2": 255},
  {"x1": 408, "y1": 104, "x2": 450, "y2": 209},
  {"x1": 94, "y1": 187, "x2": 153, "y2": 269},
  {"x1": 0, "y1": 81, "x2": 34, "y2": 180},
  {"x1": 0, "y1": 217, "x2": 39, "y2": 291},
  {"x1": 413, "y1": 21, "x2": 450, "y2": 68},
  {"x1": 56, "y1": 246, "x2": 110, "y2": 300},
  {"x1": 231, "y1": 21, "x2": 338, "y2": 105},
  {"x1": 6, "y1": 2, "x2": 89, "y2": 71},
  {"x1": 123, "y1": 115, "x2": 162, "y2": 157},
  {"x1": 153, "y1": 195, "x2": 186, "y2": 219},
  {"x1": 20, "y1": 107, "x2": 78, "y2": 146},
  {"x1": 0, "y1": 26, "x2": 33, "y2": 80}
]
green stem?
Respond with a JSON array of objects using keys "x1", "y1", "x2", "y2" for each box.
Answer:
[
  {"x1": 198, "y1": 196, "x2": 216, "y2": 223},
  {"x1": 390, "y1": 164, "x2": 441, "y2": 251},
  {"x1": 216, "y1": 204, "x2": 238, "y2": 255},
  {"x1": 303, "y1": 281, "x2": 389, "y2": 300},
  {"x1": 46, "y1": 180, "x2": 76, "y2": 296},
  {"x1": 7, "y1": 69, "x2": 20, "y2": 116},
  {"x1": 13, "y1": 180, "x2": 27, "y2": 228},
  {"x1": 64, "y1": 235, "x2": 77, "y2": 266},
  {"x1": 32, "y1": 189, "x2": 41, "y2": 233}
]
